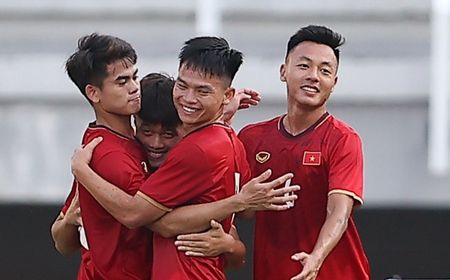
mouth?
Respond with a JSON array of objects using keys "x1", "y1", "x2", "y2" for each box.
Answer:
[
  {"x1": 146, "y1": 150, "x2": 167, "y2": 159},
  {"x1": 181, "y1": 105, "x2": 199, "y2": 114},
  {"x1": 300, "y1": 85, "x2": 319, "y2": 94},
  {"x1": 129, "y1": 95, "x2": 141, "y2": 103}
]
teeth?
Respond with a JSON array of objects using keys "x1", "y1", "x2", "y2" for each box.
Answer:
[
  {"x1": 182, "y1": 106, "x2": 196, "y2": 113},
  {"x1": 148, "y1": 152, "x2": 164, "y2": 158},
  {"x1": 301, "y1": 86, "x2": 318, "y2": 93}
]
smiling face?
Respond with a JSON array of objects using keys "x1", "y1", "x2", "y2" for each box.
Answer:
[
  {"x1": 135, "y1": 116, "x2": 183, "y2": 169},
  {"x1": 87, "y1": 59, "x2": 141, "y2": 116},
  {"x1": 280, "y1": 41, "x2": 338, "y2": 111},
  {"x1": 173, "y1": 64, "x2": 234, "y2": 131}
]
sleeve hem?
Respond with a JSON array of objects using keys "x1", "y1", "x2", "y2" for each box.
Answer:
[
  {"x1": 136, "y1": 191, "x2": 172, "y2": 212},
  {"x1": 328, "y1": 189, "x2": 364, "y2": 205}
]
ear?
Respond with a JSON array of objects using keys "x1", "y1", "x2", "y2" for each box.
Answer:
[
  {"x1": 85, "y1": 84, "x2": 100, "y2": 104},
  {"x1": 280, "y1": 64, "x2": 286, "y2": 82},
  {"x1": 331, "y1": 76, "x2": 338, "y2": 92},
  {"x1": 223, "y1": 87, "x2": 235, "y2": 105}
]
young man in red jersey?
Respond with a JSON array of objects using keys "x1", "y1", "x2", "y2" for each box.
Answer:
[
  {"x1": 70, "y1": 37, "x2": 299, "y2": 280},
  {"x1": 57, "y1": 33, "x2": 153, "y2": 279},
  {"x1": 238, "y1": 25, "x2": 370, "y2": 280},
  {"x1": 51, "y1": 73, "x2": 252, "y2": 268}
]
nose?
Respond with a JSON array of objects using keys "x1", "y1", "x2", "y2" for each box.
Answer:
[
  {"x1": 148, "y1": 135, "x2": 164, "y2": 149},
  {"x1": 129, "y1": 79, "x2": 140, "y2": 94},
  {"x1": 306, "y1": 67, "x2": 319, "y2": 82},
  {"x1": 182, "y1": 89, "x2": 197, "y2": 103}
]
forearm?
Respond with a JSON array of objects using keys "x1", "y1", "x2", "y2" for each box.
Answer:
[
  {"x1": 309, "y1": 193, "x2": 354, "y2": 266},
  {"x1": 74, "y1": 164, "x2": 143, "y2": 228},
  {"x1": 150, "y1": 195, "x2": 246, "y2": 237},
  {"x1": 51, "y1": 214, "x2": 80, "y2": 256},
  {"x1": 310, "y1": 210, "x2": 348, "y2": 264},
  {"x1": 224, "y1": 227, "x2": 246, "y2": 269}
]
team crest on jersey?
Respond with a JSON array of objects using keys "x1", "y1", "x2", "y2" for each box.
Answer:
[
  {"x1": 256, "y1": 151, "x2": 271, "y2": 163},
  {"x1": 141, "y1": 161, "x2": 149, "y2": 174},
  {"x1": 303, "y1": 151, "x2": 321, "y2": 166}
]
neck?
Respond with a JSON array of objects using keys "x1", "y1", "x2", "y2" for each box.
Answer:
[
  {"x1": 95, "y1": 112, "x2": 134, "y2": 138},
  {"x1": 182, "y1": 114, "x2": 225, "y2": 135},
  {"x1": 283, "y1": 103, "x2": 327, "y2": 136}
]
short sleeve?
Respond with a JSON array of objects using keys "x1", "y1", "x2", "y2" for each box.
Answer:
[
  {"x1": 138, "y1": 143, "x2": 215, "y2": 209},
  {"x1": 328, "y1": 133, "x2": 364, "y2": 205},
  {"x1": 61, "y1": 180, "x2": 77, "y2": 215},
  {"x1": 92, "y1": 151, "x2": 146, "y2": 195}
]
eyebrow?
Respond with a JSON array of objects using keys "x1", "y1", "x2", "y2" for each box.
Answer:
[
  {"x1": 177, "y1": 77, "x2": 213, "y2": 90},
  {"x1": 115, "y1": 69, "x2": 139, "y2": 81},
  {"x1": 298, "y1": 56, "x2": 334, "y2": 68}
]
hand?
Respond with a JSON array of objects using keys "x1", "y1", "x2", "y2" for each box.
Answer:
[
  {"x1": 290, "y1": 252, "x2": 323, "y2": 280},
  {"x1": 237, "y1": 169, "x2": 300, "y2": 211},
  {"x1": 236, "y1": 88, "x2": 261, "y2": 110},
  {"x1": 71, "y1": 137, "x2": 103, "y2": 176},
  {"x1": 174, "y1": 220, "x2": 234, "y2": 257},
  {"x1": 223, "y1": 88, "x2": 261, "y2": 124},
  {"x1": 64, "y1": 187, "x2": 83, "y2": 227}
]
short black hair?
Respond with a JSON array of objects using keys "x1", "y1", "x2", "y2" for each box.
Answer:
[
  {"x1": 286, "y1": 25, "x2": 345, "y2": 64},
  {"x1": 137, "y1": 73, "x2": 181, "y2": 130},
  {"x1": 65, "y1": 33, "x2": 137, "y2": 103},
  {"x1": 178, "y1": 36, "x2": 243, "y2": 85}
]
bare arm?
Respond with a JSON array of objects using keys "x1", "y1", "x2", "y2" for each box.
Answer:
[
  {"x1": 175, "y1": 220, "x2": 246, "y2": 269},
  {"x1": 224, "y1": 224, "x2": 246, "y2": 269},
  {"x1": 150, "y1": 169, "x2": 300, "y2": 238},
  {"x1": 291, "y1": 193, "x2": 354, "y2": 280},
  {"x1": 71, "y1": 137, "x2": 166, "y2": 229},
  {"x1": 50, "y1": 189, "x2": 82, "y2": 256}
]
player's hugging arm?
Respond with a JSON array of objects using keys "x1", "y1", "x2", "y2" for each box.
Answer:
[
  {"x1": 50, "y1": 187, "x2": 82, "y2": 256},
  {"x1": 174, "y1": 221, "x2": 246, "y2": 269}
]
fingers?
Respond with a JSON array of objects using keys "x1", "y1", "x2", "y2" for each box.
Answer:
[
  {"x1": 236, "y1": 88, "x2": 261, "y2": 109},
  {"x1": 238, "y1": 88, "x2": 261, "y2": 100},
  {"x1": 291, "y1": 252, "x2": 308, "y2": 263},
  {"x1": 84, "y1": 137, "x2": 103, "y2": 151},
  {"x1": 262, "y1": 173, "x2": 294, "y2": 189},
  {"x1": 269, "y1": 194, "x2": 298, "y2": 205},
  {"x1": 75, "y1": 216, "x2": 83, "y2": 226},
  {"x1": 270, "y1": 184, "x2": 301, "y2": 197},
  {"x1": 248, "y1": 169, "x2": 272, "y2": 185},
  {"x1": 184, "y1": 251, "x2": 206, "y2": 257},
  {"x1": 175, "y1": 240, "x2": 208, "y2": 250},
  {"x1": 176, "y1": 233, "x2": 207, "y2": 242},
  {"x1": 210, "y1": 220, "x2": 223, "y2": 230},
  {"x1": 264, "y1": 204, "x2": 291, "y2": 211}
]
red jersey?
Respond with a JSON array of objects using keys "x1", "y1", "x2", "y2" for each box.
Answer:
[
  {"x1": 137, "y1": 123, "x2": 250, "y2": 280},
  {"x1": 62, "y1": 122, "x2": 153, "y2": 280},
  {"x1": 238, "y1": 113, "x2": 370, "y2": 280}
]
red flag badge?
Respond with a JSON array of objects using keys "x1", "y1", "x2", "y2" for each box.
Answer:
[{"x1": 303, "y1": 151, "x2": 321, "y2": 166}]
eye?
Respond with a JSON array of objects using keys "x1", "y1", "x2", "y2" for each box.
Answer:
[
  {"x1": 320, "y1": 68, "x2": 332, "y2": 75},
  {"x1": 133, "y1": 75, "x2": 139, "y2": 81},
  {"x1": 176, "y1": 82, "x2": 187, "y2": 90},
  {"x1": 198, "y1": 89, "x2": 211, "y2": 95},
  {"x1": 117, "y1": 79, "x2": 127, "y2": 86},
  {"x1": 297, "y1": 63, "x2": 308, "y2": 70},
  {"x1": 162, "y1": 132, "x2": 175, "y2": 139}
]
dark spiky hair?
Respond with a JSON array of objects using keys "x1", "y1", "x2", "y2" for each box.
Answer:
[
  {"x1": 65, "y1": 33, "x2": 137, "y2": 103},
  {"x1": 137, "y1": 73, "x2": 181, "y2": 130},
  {"x1": 286, "y1": 25, "x2": 345, "y2": 64},
  {"x1": 178, "y1": 36, "x2": 243, "y2": 85}
]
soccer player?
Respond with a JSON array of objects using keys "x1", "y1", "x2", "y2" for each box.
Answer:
[
  {"x1": 238, "y1": 25, "x2": 370, "y2": 280},
  {"x1": 70, "y1": 36, "x2": 299, "y2": 280},
  {"x1": 56, "y1": 33, "x2": 153, "y2": 279}
]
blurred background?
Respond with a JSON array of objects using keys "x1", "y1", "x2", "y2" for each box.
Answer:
[{"x1": 1, "y1": 0, "x2": 449, "y2": 279}]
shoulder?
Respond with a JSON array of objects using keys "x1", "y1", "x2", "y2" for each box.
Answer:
[
  {"x1": 325, "y1": 115, "x2": 361, "y2": 141},
  {"x1": 239, "y1": 116, "x2": 281, "y2": 138}
]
